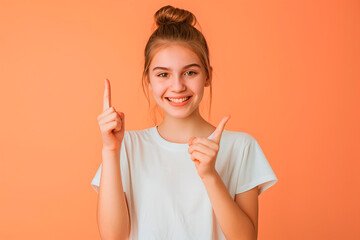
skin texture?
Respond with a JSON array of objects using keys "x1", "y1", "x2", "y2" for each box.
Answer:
[
  {"x1": 96, "y1": 79, "x2": 130, "y2": 239},
  {"x1": 148, "y1": 43, "x2": 215, "y2": 142},
  {"x1": 148, "y1": 43, "x2": 259, "y2": 239}
]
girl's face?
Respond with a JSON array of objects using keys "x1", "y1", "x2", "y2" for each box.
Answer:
[{"x1": 148, "y1": 43, "x2": 210, "y2": 119}]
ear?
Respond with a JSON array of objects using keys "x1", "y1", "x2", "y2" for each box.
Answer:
[
  {"x1": 146, "y1": 76, "x2": 152, "y2": 91},
  {"x1": 205, "y1": 66, "x2": 212, "y2": 87},
  {"x1": 204, "y1": 79, "x2": 210, "y2": 87}
]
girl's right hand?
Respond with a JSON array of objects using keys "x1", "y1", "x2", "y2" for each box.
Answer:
[{"x1": 97, "y1": 78, "x2": 125, "y2": 152}]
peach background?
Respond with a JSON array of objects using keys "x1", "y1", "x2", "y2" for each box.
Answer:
[{"x1": 1, "y1": 0, "x2": 359, "y2": 239}]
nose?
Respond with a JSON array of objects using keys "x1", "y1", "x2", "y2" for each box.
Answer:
[{"x1": 170, "y1": 75, "x2": 186, "y2": 92}]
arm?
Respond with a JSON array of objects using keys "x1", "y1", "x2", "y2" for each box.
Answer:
[
  {"x1": 202, "y1": 171, "x2": 258, "y2": 240},
  {"x1": 97, "y1": 148, "x2": 130, "y2": 240}
]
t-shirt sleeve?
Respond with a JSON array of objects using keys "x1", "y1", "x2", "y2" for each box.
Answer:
[
  {"x1": 90, "y1": 133, "x2": 128, "y2": 194},
  {"x1": 236, "y1": 134, "x2": 278, "y2": 196}
]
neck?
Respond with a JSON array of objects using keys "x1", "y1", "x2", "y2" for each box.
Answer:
[{"x1": 157, "y1": 108, "x2": 215, "y2": 143}]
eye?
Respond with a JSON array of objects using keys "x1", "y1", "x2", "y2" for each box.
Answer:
[
  {"x1": 157, "y1": 73, "x2": 168, "y2": 77},
  {"x1": 185, "y1": 71, "x2": 197, "y2": 76}
]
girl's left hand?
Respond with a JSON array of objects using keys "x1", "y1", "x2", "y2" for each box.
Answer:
[{"x1": 188, "y1": 115, "x2": 231, "y2": 180}]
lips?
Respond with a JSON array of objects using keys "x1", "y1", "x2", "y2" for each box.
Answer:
[
  {"x1": 165, "y1": 96, "x2": 192, "y2": 102},
  {"x1": 166, "y1": 95, "x2": 192, "y2": 99},
  {"x1": 165, "y1": 96, "x2": 192, "y2": 106}
]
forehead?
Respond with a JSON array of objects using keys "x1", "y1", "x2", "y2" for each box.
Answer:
[{"x1": 150, "y1": 44, "x2": 201, "y2": 68}]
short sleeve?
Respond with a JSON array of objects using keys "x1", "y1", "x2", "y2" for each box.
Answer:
[
  {"x1": 236, "y1": 135, "x2": 278, "y2": 196},
  {"x1": 90, "y1": 164, "x2": 102, "y2": 194},
  {"x1": 90, "y1": 133, "x2": 128, "y2": 194}
]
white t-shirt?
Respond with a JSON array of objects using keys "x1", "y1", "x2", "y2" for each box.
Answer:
[{"x1": 91, "y1": 126, "x2": 278, "y2": 240}]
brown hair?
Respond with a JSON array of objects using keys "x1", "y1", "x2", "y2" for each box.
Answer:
[{"x1": 141, "y1": 5, "x2": 213, "y2": 125}]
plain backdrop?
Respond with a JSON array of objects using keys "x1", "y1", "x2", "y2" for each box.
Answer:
[{"x1": 0, "y1": 0, "x2": 359, "y2": 239}]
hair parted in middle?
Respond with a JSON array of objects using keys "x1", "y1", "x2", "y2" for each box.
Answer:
[{"x1": 141, "y1": 5, "x2": 213, "y2": 125}]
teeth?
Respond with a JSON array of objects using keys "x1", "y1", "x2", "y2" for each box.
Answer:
[{"x1": 167, "y1": 97, "x2": 190, "y2": 103}]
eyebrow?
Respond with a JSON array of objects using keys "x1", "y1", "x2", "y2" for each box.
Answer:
[{"x1": 152, "y1": 63, "x2": 201, "y2": 72}]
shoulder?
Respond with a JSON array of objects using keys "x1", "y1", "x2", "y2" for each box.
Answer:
[
  {"x1": 221, "y1": 129, "x2": 257, "y2": 146},
  {"x1": 123, "y1": 126, "x2": 155, "y2": 143}
]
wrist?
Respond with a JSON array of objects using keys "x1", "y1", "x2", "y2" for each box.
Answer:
[
  {"x1": 102, "y1": 147, "x2": 121, "y2": 153},
  {"x1": 201, "y1": 170, "x2": 218, "y2": 183}
]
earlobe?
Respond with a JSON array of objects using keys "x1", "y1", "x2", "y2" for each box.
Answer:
[
  {"x1": 205, "y1": 78, "x2": 210, "y2": 87},
  {"x1": 145, "y1": 75, "x2": 152, "y2": 91},
  {"x1": 205, "y1": 68, "x2": 212, "y2": 87},
  {"x1": 147, "y1": 77, "x2": 152, "y2": 91}
]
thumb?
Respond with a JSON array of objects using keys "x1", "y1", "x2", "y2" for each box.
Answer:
[
  {"x1": 115, "y1": 111, "x2": 124, "y2": 125},
  {"x1": 117, "y1": 111, "x2": 124, "y2": 118},
  {"x1": 119, "y1": 112, "x2": 125, "y2": 128}
]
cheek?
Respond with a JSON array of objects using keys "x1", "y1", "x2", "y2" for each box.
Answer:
[
  {"x1": 192, "y1": 83, "x2": 205, "y2": 96},
  {"x1": 150, "y1": 82, "x2": 167, "y2": 96}
]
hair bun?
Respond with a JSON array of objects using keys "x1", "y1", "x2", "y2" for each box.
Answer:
[{"x1": 154, "y1": 5, "x2": 196, "y2": 27}]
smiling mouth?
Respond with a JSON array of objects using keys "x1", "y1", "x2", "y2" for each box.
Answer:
[{"x1": 165, "y1": 96, "x2": 192, "y2": 103}]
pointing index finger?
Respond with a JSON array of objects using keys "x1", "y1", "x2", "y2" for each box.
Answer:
[
  {"x1": 212, "y1": 115, "x2": 231, "y2": 143},
  {"x1": 103, "y1": 78, "x2": 111, "y2": 111}
]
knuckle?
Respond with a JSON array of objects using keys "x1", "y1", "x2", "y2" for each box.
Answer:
[{"x1": 107, "y1": 106, "x2": 114, "y2": 112}]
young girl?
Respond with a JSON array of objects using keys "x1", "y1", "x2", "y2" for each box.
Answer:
[{"x1": 91, "y1": 5, "x2": 278, "y2": 240}]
